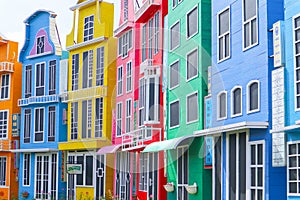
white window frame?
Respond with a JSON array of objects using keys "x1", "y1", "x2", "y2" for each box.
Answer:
[
  {"x1": 141, "y1": 24, "x2": 147, "y2": 62},
  {"x1": 186, "y1": 47, "x2": 199, "y2": 82},
  {"x1": 0, "y1": 74, "x2": 10, "y2": 100},
  {"x1": 217, "y1": 7, "x2": 231, "y2": 62},
  {"x1": 88, "y1": 50, "x2": 93, "y2": 88},
  {"x1": 186, "y1": 4, "x2": 199, "y2": 40},
  {"x1": 118, "y1": 30, "x2": 133, "y2": 58},
  {"x1": 126, "y1": 61, "x2": 133, "y2": 93},
  {"x1": 242, "y1": 0, "x2": 258, "y2": 51},
  {"x1": 35, "y1": 62, "x2": 45, "y2": 96},
  {"x1": 293, "y1": 14, "x2": 300, "y2": 111},
  {"x1": 34, "y1": 107, "x2": 44, "y2": 143},
  {"x1": 169, "y1": 99, "x2": 180, "y2": 129},
  {"x1": 186, "y1": 91, "x2": 199, "y2": 124},
  {"x1": 139, "y1": 78, "x2": 145, "y2": 127},
  {"x1": 170, "y1": 20, "x2": 180, "y2": 51},
  {"x1": 231, "y1": 86, "x2": 242, "y2": 118},
  {"x1": 25, "y1": 65, "x2": 32, "y2": 98},
  {"x1": 95, "y1": 97, "x2": 103, "y2": 138},
  {"x1": 125, "y1": 98, "x2": 132, "y2": 133},
  {"x1": 36, "y1": 36, "x2": 45, "y2": 54},
  {"x1": 0, "y1": 110, "x2": 8, "y2": 140},
  {"x1": 71, "y1": 102, "x2": 78, "y2": 140},
  {"x1": 0, "y1": 157, "x2": 6, "y2": 187},
  {"x1": 117, "y1": 66, "x2": 123, "y2": 96},
  {"x1": 144, "y1": 73, "x2": 160, "y2": 124},
  {"x1": 96, "y1": 47, "x2": 104, "y2": 86},
  {"x1": 23, "y1": 153, "x2": 30, "y2": 186},
  {"x1": 177, "y1": 146, "x2": 189, "y2": 200},
  {"x1": 83, "y1": 15, "x2": 94, "y2": 42},
  {"x1": 49, "y1": 60, "x2": 56, "y2": 95},
  {"x1": 287, "y1": 141, "x2": 300, "y2": 195},
  {"x1": 139, "y1": 153, "x2": 148, "y2": 192},
  {"x1": 47, "y1": 106, "x2": 56, "y2": 142},
  {"x1": 169, "y1": 59, "x2": 180, "y2": 90},
  {"x1": 247, "y1": 80, "x2": 260, "y2": 114},
  {"x1": 116, "y1": 102, "x2": 122, "y2": 137},
  {"x1": 24, "y1": 109, "x2": 31, "y2": 143},
  {"x1": 217, "y1": 91, "x2": 227, "y2": 120},
  {"x1": 212, "y1": 136, "x2": 223, "y2": 200},
  {"x1": 72, "y1": 54, "x2": 79, "y2": 91},
  {"x1": 154, "y1": 12, "x2": 160, "y2": 54}
]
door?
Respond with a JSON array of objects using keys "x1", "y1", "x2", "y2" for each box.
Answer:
[
  {"x1": 67, "y1": 155, "x2": 75, "y2": 200},
  {"x1": 116, "y1": 152, "x2": 131, "y2": 200},
  {"x1": 148, "y1": 153, "x2": 158, "y2": 200},
  {"x1": 96, "y1": 155, "x2": 106, "y2": 199},
  {"x1": 177, "y1": 146, "x2": 188, "y2": 200}
]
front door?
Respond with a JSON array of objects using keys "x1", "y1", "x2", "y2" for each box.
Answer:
[
  {"x1": 177, "y1": 146, "x2": 188, "y2": 200},
  {"x1": 67, "y1": 155, "x2": 75, "y2": 200},
  {"x1": 147, "y1": 153, "x2": 158, "y2": 200},
  {"x1": 96, "y1": 154, "x2": 106, "y2": 199},
  {"x1": 116, "y1": 152, "x2": 130, "y2": 200}
]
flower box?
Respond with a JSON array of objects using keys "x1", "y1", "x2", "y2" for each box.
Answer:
[
  {"x1": 185, "y1": 182, "x2": 197, "y2": 194},
  {"x1": 163, "y1": 182, "x2": 174, "y2": 192},
  {"x1": 21, "y1": 191, "x2": 29, "y2": 198}
]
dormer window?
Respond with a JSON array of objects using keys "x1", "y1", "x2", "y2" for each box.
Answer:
[
  {"x1": 84, "y1": 15, "x2": 94, "y2": 42},
  {"x1": 37, "y1": 36, "x2": 45, "y2": 54}
]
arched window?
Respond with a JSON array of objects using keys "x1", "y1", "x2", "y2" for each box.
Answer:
[
  {"x1": 232, "y1": 87, "x2": 242, "y2": 116},
  {"x1": 218, "y1": 91, "x2": 227, "y2": 119},
  {"x1": 247, "y1": 81, "x2": 259, "y2": 113}
]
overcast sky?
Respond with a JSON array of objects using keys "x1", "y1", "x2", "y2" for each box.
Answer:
[{"x1": 0, "y1": 0, "x2": 120, "y2": 50}]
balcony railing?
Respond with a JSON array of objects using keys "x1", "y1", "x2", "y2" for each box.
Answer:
[
  {"x1": 0, "y1": 62, "x2": 14, "y2": 72},
  {"x1": 140, "y1": 59, "x2": 160, "y2": 76},
  {"x1": 135, "y1": 0, "x2": 160, "y2": 23},
  {"x1": 61, "y1": 86, "x2": 107, "y2": 102},
  {"x1": 18, "y1": 95, "x2": 60, "y2": 106},
  {"x1": 122, "y1": 126, "x2": 161, "y2": 151},
  {"x1": 0, "y1": 140, "x2": 17, "y2": 151}
]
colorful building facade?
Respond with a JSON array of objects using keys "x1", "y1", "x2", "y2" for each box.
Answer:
[
  {"x1": 17, "y1": 10, "x2": 68, "y2": 200},
  {"x1": 58, "y1": 0, "x2": 116, "y2": 199},
  {"x1": 194, "y1": 0, "x2": 287, "y2": 199},
  {"x1": 0, "y1": 34, "x2": 22, "y2": 199}
]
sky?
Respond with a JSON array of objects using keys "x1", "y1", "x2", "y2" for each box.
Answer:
[{"x1": 0, "y1": 0, "x2": 120, "y2": 51}]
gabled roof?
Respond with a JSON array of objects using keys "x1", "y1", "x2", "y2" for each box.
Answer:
[{"x1": 23, "y1": 9, "x2": 56, "y2": 23}]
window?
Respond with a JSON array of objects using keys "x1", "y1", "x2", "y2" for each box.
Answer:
[
  {"x1": 49, "y1": 60, "x2": 56, "y2": 95},
  {"x1": 288, "y1": 142, "x2": 300, "y2": 194},
  {"x1": 214, "y1": 137, "x2": 222, "y2": 200},
  {"x1": 187, "y1": 6, "x2": 198, "y2": 39},
  {"x1": 124, "y1": 0, "x2": 128, "y2": 21},
  {"x1": 187, "y1": 92, "x2": 198, "y2": 123},
  {"x1": 294, "y1": 16, "x2": 300, "y2": 109},
  {"x1": 0, "y1": 110, "x2": 7, "y2": 139},
  {"x1": 23, "y1": 154, "x2": 30, "y2": 186},
  {"x1": 126, "y1": 61, "x2": 132, "y2": 92},
  {"x1": 186, "y1": 48, "x2": 198, "y2": 81},
  {"x1": 71, "y1": 102, "x2": 78, "y2": 140},
  {"x1": 82, "y1": 100, "x2": 92, "y2": 139},
  {"x1": 0, "y1": 74, "x2": 10, "y2": 100},
  {"x1": 0, "y1": 157, "x2": 6, "y2": 186},
  {"x1": 154, "y1": 12, "x2": 159, "y2": 54},
  {"x1": 170, "y1": 21, "x2": 180, "y2": 50},
  {"x1": 96, "y1": 47, "x2": 104, "y2": 86},
  {"x1": 218, "y1": 91, "x2": 227, "y2": 120},
  {"x1": 232, "y1": 87, "x2": 242, "y2": 116},
  {"x1": 126, "y1": 99, "x2": 132, "y2": 133},
  {"x1": 82, "y1": 50, "x2": 93, "y2": 89},
  {"x1": 142, "y1": 24, "x2": 147, "y2": 62},
  {"x1": 25, "y1": 65, "x2": 32, "y2": 98},
  {"x1": 48, "y1": 106, "x2": 55, "y2": 142},
  {"x1": 145, "y1": 76, "x2": 160, "y2": 122},
  {"x1": 169, "y1": 60, "x2": 179, "y2": 89},
  {"x1": 36, "y1": 63, "x2": 45, "y2": 96},
  {"x1": 84, "y1": 15, "x2": 94, "y2": 42},
  {"x1": 247, "y1": 81, "x2": 259, "y2": 113},
  {"x1": 139, "y1": 153, "x2": 148, "y2": 191},
  {"x1": 95, "y1": 98, "x2": 103, "y2": 138},
  {"x1": 34, "y1": 108, "x2": 44, "y2": 142},
  {"x1": 72, "y1": 54, "x2": 79, "y2": 91},
  {"x1": 218, "y1": 8, "x2": 230, "y2": 61},
  {"x1": 172, "y1": 0, "x2": 176, "y2": 8},
  {"x1": 117, "y1": 66, "x2": 123, "y2": 96},
  {"x1": 170, "y1": 100, "x2": 179, "y2": 128},
  {"x1": 139, "y1": 79, "x2": 145, "y2": 126},
  {"x1": 24, "y1": 109, "x2": 31, "y2": 143},
  {"x1": 250, "y1": 142, "x2": 264, "y2": 199},
  {"x1": 177, "y1": 146, "x2": 188, "y2": 200},
  {"x1": 118, "y1": 30, "x2": 133, "y2": 58},
  {"x1": 116, "y1": 102, "x2": 122, "y2": 137},
  {"x1": 243, "y1": 0, "x2": 258, "y2": 49},
  {"x1": 148, "y1": 19, "x2": 154, "y2": 59},
  {"x1": 36, "y1": 36, "x2": 45, "y2": 54}
]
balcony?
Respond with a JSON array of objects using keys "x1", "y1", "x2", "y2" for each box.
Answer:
[
  {"x1": 0, "y1": 140, "x2": 18, "y2": 151},
  {"x1": 135, "y1": 0, "x2": 160, "y2": 23},
  {"x1": 18, "y1": 95, "x2": 60, "y2": 106},
  {"x1": 114, "y1": 21, "x2": 134, "y2": 37},
  {"x1": 140, "y1": 59, "x2": 160, "y2": 76},
  {"x1": 61, "y1": 86, "x2": 107, "y2": 102},
  {"x1": 122, "y1": 126, "x2": 161, "y2": 151},
  {"x1": 0, "y1": 62, "x2": 14, "y2": 72}
]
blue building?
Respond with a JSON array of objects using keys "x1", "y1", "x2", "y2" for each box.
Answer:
[
  {"x1": 270, "y1": 0, "x2": 300, "y2": 199},
  {"x1": 195, "y1": 0, "x2": 286, "y2": 199},
  {"x1": 16, "y1": 10, "x2": 68, "y2": 200}
]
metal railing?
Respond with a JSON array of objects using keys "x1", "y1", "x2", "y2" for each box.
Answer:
[
  {"x1": 18, "y1": 95, "x2": 60, "y2": 106},
  {"x1": 0, "y1": 62, "x2": 14, "y2": 72},
  {"x1": 61, "y1": 86, "x2": 107, "y2": 102}
]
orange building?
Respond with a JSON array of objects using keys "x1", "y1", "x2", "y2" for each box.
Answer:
[{"x1": 0, "y1": 33, "x2": 22, "y2": 199}]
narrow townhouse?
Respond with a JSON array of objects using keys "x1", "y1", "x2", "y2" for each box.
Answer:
[
  {"x1": 0, "y1": 34, "x2": 22, "y2": 199},
  {"x1": 58, "y1": 0, "x2": 116, "y2": 199},
  {"x1": 16, "y1": 10, "x2": 68, "y2": 200},
  {"x1": 194, "y1": 0, "x2": 287, "y2": 199}
]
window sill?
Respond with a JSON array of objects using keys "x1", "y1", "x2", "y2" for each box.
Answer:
[{"x1": 243, "y1": 42, "x2": 259, "y2": 52}]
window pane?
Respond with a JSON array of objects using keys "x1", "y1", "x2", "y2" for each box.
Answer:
[
  {"x1": 296, "y1": 42, "x2": 300, "y2": 54},
  {"x1": 219, "y1": 38, "x2": 224, "y2": 60},
  {"x1": 225, "y1": 34, "x2": 230, "y2": 57},
  {"x1": 244, "y1": 23, "x2": 250, "y2": 48},
  {"x1": 170, "y1": 101, "x2": 179, "y2": 127},
  {"x1": 289, "y1": 169, "x2": 297, "y2": 180},
  {"x1": 187, "y1": 7, "x2": 198, "y2": 37},
  {"x1": 86, "y1": 156, "x2": 93, "y2": 185},
  {"x1": 289, "y1": 182, "x2": 297, "y2": 193},
  {"x1": 187, "y1": 49, "x2": 198, "y2": 80},
  {"x1": 233, "y1": 88, "x2": 241, "y2": 115},
  {"x1": 219, "y1": 9, "x2": 229, "y2": 35},
  {"x1": 296, "y1": 30, "x2": 300, "y2": 42},
  {"x1": 250, "y1": 82, "x2": 258, "y2": 111},
  {"x1": 170, "y1": 22, "x2": 180, "y2": 50},
  {"x1": 170, "y1": 61, "x2": 179, "y2": 88},
  {"x1": 290, "y1": 144, "x2": 297, "y2": 155},
  {"x1": 258, "y1": 144, "x2": 263, "y2": 165},
  {"x1": 244, "y1": 0, "x2": 256, "y2": 21},
  {"x1": 251, "y1": 19, "x2": 257, "y2": 44},
  {"x1": 219, "y1": 93, "x2": 226, "y2": 118},
  {"x1": 251, "y1": 145, "x2": 256, "y2": 165},
  {"x1": 257, "y1": 167, "x2": 263, "y2": 186},
  {"x1": 187, "y1": 93, "x2": 198, "y2": 122},
  {"x1": 251, "y1": 168, "x2": 256, "y2": 186}
]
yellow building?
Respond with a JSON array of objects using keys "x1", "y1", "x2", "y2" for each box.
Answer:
[{"x1": 58, "y1": 1, "x2": 116, "y2": 199}]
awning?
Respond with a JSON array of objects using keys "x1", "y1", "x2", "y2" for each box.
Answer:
[
  {"x1": 142, "y1": 135, "x2": 196, "y2": 153},
  {"x1": 10, "y1": 148, "x2": 58, "y2": 153},
  {"x1": 97, "y1": 144, "x2": 122, "y2": 154}
]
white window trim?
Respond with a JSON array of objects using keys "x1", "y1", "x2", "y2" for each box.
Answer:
[
  {"x1": 36, "y1": 35, "x2": 45, "y2": 54},
  {"x1": 217, "y1": 6, "x2": 231, "y2": 63},
  {"x1": 117, "y1": 66, "x2": 123, "y2": 97},
  {"x1": 0, "y1": 157, "x2": 7, "y2": 187},
  {"x1": 186, "y1": 91, "x2": 199, "y2": 124},
  {"x1": 116, "y1": 102, "x2": 123, "y2": 138},
  {"x1": 118, "y1": 30, "x2": 133, "y2": 59},
  {"x1": 242, "y1": 0, "x2": 259, "y2": 51},
  {"x1": 35, "y1": 62, "x2": 46, "y2": 96},
  {"x1": 172, "y1": 0, "x2": 177, "y2": 9},
  {"x1": 231, "y1": 86, "x2": 243, "y2": 118},
  {"x1": 0, "y1": 74, "x2": 11, "y2": 100},
  {"x1": 34, "y1": 107, "x2": 44, "y2": 143},
  {"x1": 186, "y1": 4, "x2": 199, "y2": 40},
  {"x1": 83, "y1": 15, "x2": 94, "y2": 42},
  {"x1": 246, "y1": 80, "x2": 260, "y2": 114},
  {"x1": 169, "y1": 59, "x2": 180, "y2": 90},
  {"x1": 177, "y1": 145, "x2": 189, "y2": 200},
  {"x1": 170, "y1": 20, "x2": 180, "y2": 51},
  {"x1": 125, "y1": 98, "x2": 132, "y2": 133},
  {"x1": 186, "y1": 47, "x2": 199, "y2": 82},
  {"x1": 293, "y1": 14, "x2": 300, "y2": 112},
  {"x1": 48, "y1": 60, "x2": 56, "y2": 95},
  {"x1": 287, "y1": 141, "x2": 300, "y2": 196},
  {"x1": 169, "y1": 99, "x2": 180, "y2": 129},
  {"x1": 23, "y1": 153, "x2": 30, "y2": 187},
  {"x1": 144, "y1": 73, "x2": 160, "y2": 124},
  {"x1": 212, "y1": 136, "x2": 222, "y2": 200},
  {"x1": 217, "y1": 91, "x2": 227, "y2": 120},
  {"x1": 47, "y1": 106, "x2": 56, "y2": 142},
  {"x1": 126, "y1": 61, "x2": 133, "y2": 93},
  {"x1": 0, "y1": 110, "x2": 8, "y2": 140}
]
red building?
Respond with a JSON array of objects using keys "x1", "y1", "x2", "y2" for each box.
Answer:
[{"x1": 98, "y1": 0, "x2": 168, "y2": 199}]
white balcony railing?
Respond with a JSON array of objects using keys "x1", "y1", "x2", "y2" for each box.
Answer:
[
  {"x1": 0, "y1": 62, "x2": 14, "y2": 72},
  {"x1": 61, "y1": 86, "x2": 107, "y2": 102},
  {"x1": 122, "y1": 126, "x2": 161, "y2": 151},
  {"x1": 18, "y1": 95, "x2": 60, "y2": 106},
  {"x1": 0, "y1": 140, "x2": 17, "y2": 151}
]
